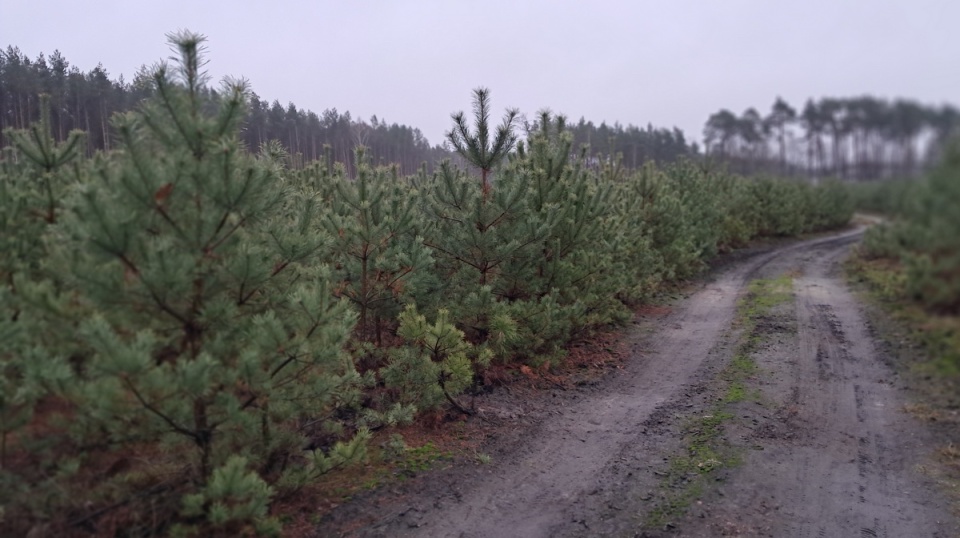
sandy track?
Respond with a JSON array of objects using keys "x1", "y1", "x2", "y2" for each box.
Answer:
[
  {"x1": 674, "y1": 229, "x2": 954, "y2": 537},
  {"x1": 330, "y1": 228, "x2": 955, "y2": 537}
]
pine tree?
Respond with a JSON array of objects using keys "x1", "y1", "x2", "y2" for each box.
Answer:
[
  {"x1": 416, "y1": 159, "x2": 530, "y2": 371},
  {"x1": 316, "y1": 147, "x2": 433, "y2": 345},
  {"x1": 2, "y1": 31, "x2": 367, "y2": 535},
  {"x1": 498, "y1": 111, "x2": 625, "y2": 358},
  {"x1": 382, "y1": 305, "x2": 488, "y2": 414},
  {"x1": 0, "y1": 94, "x2": 86, "y2": 526},
  {"x1": 620, "y1": 163, "x2": 702, "y2": 282},
  {"x1": 2, "y1": 93, "x2": 85, "y2": 224},
  {"x1": 601, "y1": 159, "x2": 671, "y2": 301}
]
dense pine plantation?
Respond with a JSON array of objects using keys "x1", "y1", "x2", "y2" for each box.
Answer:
[
  {"x1": 852, "y1": 145, "x2": 960, "y2": 315},
  {"x1": 848, "y1": 145, "x2": 960, "y2": 378},
  {"x1": 0, "y1": 34, "x2": 854, "y2": 536}
]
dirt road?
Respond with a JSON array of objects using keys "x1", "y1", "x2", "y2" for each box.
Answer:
[{"x1": 329, "y1": 228, "x2": 956, "y2": 537}]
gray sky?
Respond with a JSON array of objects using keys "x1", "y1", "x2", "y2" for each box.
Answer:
[{"x1": 3, "y1": 0, "x2": 957, "y2": 147}]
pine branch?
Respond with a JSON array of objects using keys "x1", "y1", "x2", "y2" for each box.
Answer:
[
  {"x1": 122, "y1": 377, "x2": 197, "y2": 442},
  {"x1": 205, "y1": 213, "x2": 251, "y2": 253},
  {"x1": 440, "y1": 377, "x2": 474, "y2": 416},
  {"x1": 422, "y1": 240, "x2": 485, "y2": 272},
  {"x1": 67, "y1": 479, "x2": 182, "y2": 530},
  {"x1": 113, "y1": 252, "x2": 189, "y2": 324},
  {"x1": 153, "y1": 75, "x2": 195, "y2": 155}
]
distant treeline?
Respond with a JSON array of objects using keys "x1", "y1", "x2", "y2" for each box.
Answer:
[
  {"x1": 0, "y1": 46, "x2": 450, "y2": 174},
  {"x1": 538, "y1": 117, "x2": 696, "y2": 168},
  {"x1": 703, "y1": 96, "x2": 960, "y2": 180},
  {"x1": 0, "y1": 46, "x2": 700, "y2": 174}
]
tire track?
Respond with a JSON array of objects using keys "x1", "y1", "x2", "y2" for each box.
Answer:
[{"x1": 677, "y1": 226, "x2": 952, "y2": 537}]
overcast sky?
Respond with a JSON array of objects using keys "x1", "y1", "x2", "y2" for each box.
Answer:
[{"x1": 3, "y1": 0, "x2": 957, "y2": 147}]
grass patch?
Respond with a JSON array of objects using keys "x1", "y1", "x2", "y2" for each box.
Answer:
[
  {"x1": 740, "y1": 275, "x2": 793, "y2": 319},
  {"x1": 724, "y1": 381, "x2": 748, "y2": 403},
  {"x1": 395, "y1": 441, "x2": 450, "y2": 476},
  {"x1": 330, "y1": 438, "x2": 454, "y2": 499},
  {"x1": 642, "y1": 275, "x2": 792, "y2": 530},
  {"x1": 646, "y1": 480, "x2": 705, "y2": 529},
  {"x1": 722, "y1": 354, "x2": 758, "y2": 404},
  {"x1": 295, "y1": 429, "x2": 464, "y2": 520},
  {"x1": 903, "y1": 402, "x2": 948, "y2": 422},
  {"x1": 845, "y1": 255, "x2": 960, "y2": 404}
]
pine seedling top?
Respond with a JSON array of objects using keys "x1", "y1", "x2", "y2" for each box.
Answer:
[
  {"x1": 4, "y1": 93, "x2": 85, "y2": 224},
  {"x1": 446, "y1": 87, "x2": 519, "y2": 197}
]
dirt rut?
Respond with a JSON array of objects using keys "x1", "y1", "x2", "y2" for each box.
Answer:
[
  {"x1": 674, "y1": 230, "x2": 954, "y2": 537},
  {"x1": 333, "y1": 228, "x2": 955, "y2": 537}
]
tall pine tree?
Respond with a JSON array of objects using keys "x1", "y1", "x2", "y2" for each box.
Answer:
[{"x1": 2, "y1": 31, "x2": 368, "y2": 536}]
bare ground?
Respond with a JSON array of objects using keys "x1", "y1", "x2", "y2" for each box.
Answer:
[{"x1": 319, "y1": 228, "x2": 958, "y2": 537}]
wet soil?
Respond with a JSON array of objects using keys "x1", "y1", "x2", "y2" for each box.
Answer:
[{"x1": 319, "y1": 228, "x2": 958, "y2": 537}]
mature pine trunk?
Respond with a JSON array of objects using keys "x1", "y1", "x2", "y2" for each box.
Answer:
[{"x1": 100, "y1": 99, "x2": 109, "y2": 151}]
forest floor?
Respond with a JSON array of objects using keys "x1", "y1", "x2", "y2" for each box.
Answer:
[{"x1": 315, "y1": 226, "x2": 959, "y2": 537}]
